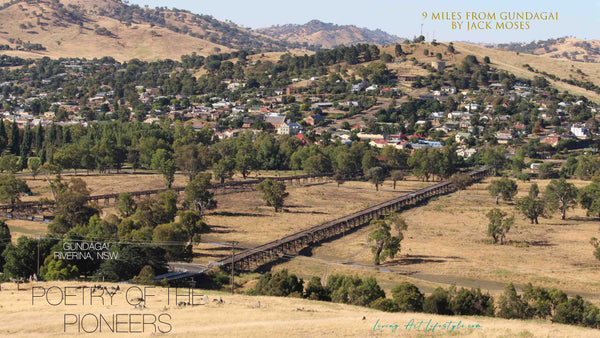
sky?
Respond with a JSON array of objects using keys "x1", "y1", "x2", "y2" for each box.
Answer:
[{"x1": 127, "y1": 0, "x2": 599, "y2": 43}]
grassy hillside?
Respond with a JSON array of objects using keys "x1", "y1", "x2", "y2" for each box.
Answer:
[
  {"x1": 0, "y1": 0, "x2": 291, "y2": 61},
  {"x1": 455, "y1": 42, "x2": 600, "y2": 103},
  {"x1": 257, "y1": 20, "x2": 402, "y2": 49},
  {"x1": 495, "y1": 37, "x2": 600, "y2": 63},
  {"x1": 1, "y1": 281, "x2": 598, "y2": 337}
]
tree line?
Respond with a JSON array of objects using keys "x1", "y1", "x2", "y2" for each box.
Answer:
[{"x1": 241, "y1": 268, "x2": 600, "y2": 329}]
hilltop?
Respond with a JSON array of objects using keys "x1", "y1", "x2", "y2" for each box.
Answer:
[
  {"x1": 492, "y1": 37, "x2": 600, "y2": 63},
  {"x1": 256, "y1": 19, "x2": 403, "y2": 49},
  {"x1": 0, "y1": 0, "x2": 293, "y2": 61}
]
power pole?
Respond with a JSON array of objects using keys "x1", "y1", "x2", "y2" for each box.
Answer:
[
  {"x1": 36, "y1": 234, "x2": 40, "y2": 278},
  {"x1": 230, "y1": 241, "x2": 237, "y2": 294}
]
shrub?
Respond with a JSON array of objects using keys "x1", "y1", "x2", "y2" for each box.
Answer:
[
  {"x1": 554, "y1": 295, "x2": 584, "y2": 325},
  {"x1": 497, "y1": 283, "x2": 526, "y2": 319},
  {"x1": 327, "y1": 274, "x2": 385, "y2": 307},
  {"x1": 391, "y1": 282, "x2": 424, "y2": 312},
  {"x1": 255, "y1": 269, "x2": 304, "y2": 297},
  {"x1": 423, "y1": 287, "x2": 451, "y2": 315},
  {"x1": 304, "y1": 276, "x2": 330, "y2": 301},
  {"x1": 450, "y1": 287, "x2": 495, "y2": 316},
  {"x1": 370, "y1": 297, "x2": 399, "y2": 312}
]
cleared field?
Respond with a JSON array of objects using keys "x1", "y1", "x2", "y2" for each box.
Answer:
[
  {"x1": 17, "y1": 172, "x2": 189, "y2": 202},
  {"x1": 0, "y1": 281, "x2": 597, "y2": 337},
  {"x1": 272, "y1": 177, "x2": 600, "y2": 304},
  {"x1": 195, "y1": 178, "x2": 431, "y2": 262}
]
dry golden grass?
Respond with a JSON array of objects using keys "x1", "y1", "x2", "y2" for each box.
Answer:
[
  {"x1": 0, "y1": 281, "x2": 597, "y2": 337},
  {"x1": 0, "y1": 0, "x2": 233, "y2": 61},
  {"x1": 196, "y1": 179, "x2": 430, "y2": 260},
  {"x1": 3, "y1": 218, "x2": 47, "y2": 240},
  {"x1": 273, "y1": 177, "x2": 600, "y2": 305},
  {"x1": 530, "y1": 38, "x2": 600, "y2": 63},
  {"x1": 17, "y1": 172, "x2": 189, "y2": 202},
  {"x1": 454, "y1": 43, "x2": 600, "y2": 103}
]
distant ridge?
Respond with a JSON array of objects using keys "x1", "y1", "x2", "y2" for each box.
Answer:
[{"x1": 256, "y1": 19, "x2": 403, "y2": 49}]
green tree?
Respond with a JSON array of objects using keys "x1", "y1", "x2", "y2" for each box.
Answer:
[
  {"x1": 40, "y1": 257, "x2": 79, "y2": 281},
  {"x1": 327, "y1": 274, "x2": 385, "y2": 306},
  {"x1": 95, "y1": 245, "x2": 168, "y2": 281},
  {"x1": 367, "y1": 215, "x2": 406, "y2": 265},
  {"x1": 423, "y1": 287, "x2": 452, "y2": 315},
  {"x1": 450, "y1": 172, "x2": 472, "y2": 196},
  {"x1": 390, "y1": 170, "x2": 404, "y2": 190},
  {"x1": 574, "y1": 155, "x2": 600, "y2": 180},
  {"x1": 370, "y1": 297, "x2": 399, "y2": 312},
  {"x1": 590, "y1": 237, "x2": 600, "y2": 262},
  {"x1": 153, "y1": 222, "x2": 191, "y2": 261},
  {"x1": 0, "y1": 220, "x2": 11, "y2": 268},
  {"x1": 554, "y1": 295, "x2": 585, "y2": 325},
  {"x1": 487, "y1": 177, "x2": 518, "y2": 204},
  {"x1": 117, "y1": 192, "x2": 136, "y2": 218},
  {"x1": 174, "y1": 144, "x2": 210, "y2": 181},
  {"x1": 304, "y1": 276, "x2": 330, "y2": 301},
  {"x1": 0, "y1": 154, "x2": 20, "y2": 173},
  {"x1": 394, "y1": 44, "x2": 404, "y2": 57},
  {"x1": 213, "y1": 157, "x2": 236, "y2": 184},
  {"x1": 151, "y1": 149, "x2": 176, "y2": 188},
  {"x1": 235, "y1": 143, "x2": 257, "y2": 179},
  {"x1": 365, "y1": 166, "x2": 386, "y2": 191},
  {"x1": 529, "y1": 183, "x2": 540, "y2": 199},
  {"x1": 27, "y1": 157, "x2": 41, "y2": 180},
  {"x1": 8, "y1": 121, "x2": 19, "y2": 155},
  {"x1": 497, "y1": 283, "x2": 526, "y2": 319},
  {"x1": 579, "y1": 180, "x2": 600, "y2": 217},
  {"x1": 303, "y1": 153, "x2": 332, "y2": 175},
  {"x1": 391, "y1": 282, "x2": 424, "y2": 312},
  {"x1": 486, "y1": 208, "x2": 514, "y2": 244},
  {"x1": 254, "y1": 269, "x2": 304, "y2": 297},
  {"x1": 184, "y1": 172, "x2": 216, "y2": 216},
  {"x1": 522, "y1": 283, "x2": 552, "y2": 319},
  {"x1": 178, "y1": 209, "x2": 207, "y2": 244},
  {"x1": 0, "y1": 174, "x2": 30, "y2": 212},
  {"x1": 50, "y1": 177, "x2": 98, "y2": 233},
  {"x1": 450, "y1": 287, "x2": 495, "y2": 316},
  {"x1": 482, "y1": 146, "x2": 507, "y2": 176},
  {"x1": 515, "y1": 195, "x2": 547, "y2": 224},
  {"x1": 408, "y1": 148, "x2": 434, "y2": 182},
  {"x1": 257, "y1": 178, "x2": 289, "y2": 212},
  {"x1": 132, "y1": 265, "x2": 157, "y2": 285},
  {"x1": 333, "y1": 171, "x2": 345, "y2": 188},
  {"x1": 544, "y1": 178, "x2": 578, "y2": 220},
  {"x1": 2, "y1": 236, "x2": 53, "y2": 278}
]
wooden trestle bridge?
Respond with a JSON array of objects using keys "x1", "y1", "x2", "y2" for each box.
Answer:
[
  {"x1": 0, "y1": 172, "x2": 334, "y2": 219},
  {"x1": 158, "y1": 166, "x2": 490, "y2": 283}
]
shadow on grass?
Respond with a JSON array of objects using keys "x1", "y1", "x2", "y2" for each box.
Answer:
[
  {"x1": 207, "y1": 225, "x2": 236, "y2": 234},
  {"x1": 210, "y1": 211, "x2": 267, "y2": 217},
  {"x1": 283, "y1": 210, "x2": 328, "y2": 215},
  {"x1": 385, "y1": 254, "x2": 464, "y2": 266},
  {"x1": 507, "y1": 240, "x2": 556, "y2": 247}
]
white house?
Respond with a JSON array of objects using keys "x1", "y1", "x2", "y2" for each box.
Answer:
[
  {"x1": 571, "y1": 124, "x2": 589, "y2": 138},
  {"x1": 277, "y1": 122, "x2": 303, "y2": 135}
]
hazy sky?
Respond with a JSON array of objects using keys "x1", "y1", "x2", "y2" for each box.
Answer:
[{"x1": 128, "y1": 0, "x2": 599, "y2": 43}]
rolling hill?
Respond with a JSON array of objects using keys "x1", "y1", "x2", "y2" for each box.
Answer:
[
  {"x1": 0, "y1": 0, "x2": 294, "y2": 61},
  {"x1": 491, "y1": 37, "x2": 600, "y2": 63},
  {"x1": 257, "y1": 19, "x2": 403, "y2": 49},
  {"x1": 454, "y1": 42, "x2": 600, "y2": 102}
]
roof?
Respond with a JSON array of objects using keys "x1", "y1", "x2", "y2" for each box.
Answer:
[{"x1": 265, "y1": 115, "x2": 286, "y2": 125}]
